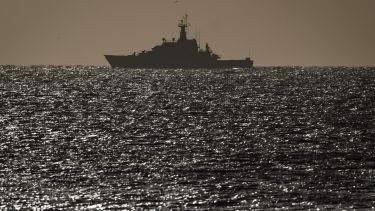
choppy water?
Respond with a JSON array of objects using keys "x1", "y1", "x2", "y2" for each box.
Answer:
[{"x1": 0, "y1": 66, "x2": 374, "y2": 210}]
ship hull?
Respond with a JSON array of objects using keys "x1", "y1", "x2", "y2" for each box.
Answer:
[{"x1": 105, "y1": 55, "x2": 253, "y2": 69}]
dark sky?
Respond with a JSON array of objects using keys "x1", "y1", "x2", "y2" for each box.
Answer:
[{"x1": 1, "y1": 0, "x2": 374, "y2": 66}]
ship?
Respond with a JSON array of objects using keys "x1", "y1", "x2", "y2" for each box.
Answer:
[{"x1": 105, "y1": 15, "x2": 253, "y2": 68}]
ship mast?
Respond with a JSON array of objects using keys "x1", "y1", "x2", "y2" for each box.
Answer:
[{"x1": 178, "y1": 14, "x2": 190, "y2": 41}]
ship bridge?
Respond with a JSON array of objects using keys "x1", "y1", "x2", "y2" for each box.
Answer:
[{"x1": 151, "y1": 14, "x2": 198, "y2": 56}]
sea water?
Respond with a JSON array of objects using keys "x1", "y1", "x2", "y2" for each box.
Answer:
[{"x1": 0, "y1": 66, "x2": 374, "y2": 210}]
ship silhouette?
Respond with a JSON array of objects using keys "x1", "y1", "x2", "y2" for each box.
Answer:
[{"x1": 105, "y1": 15, "x2": 253, "y2": 68}]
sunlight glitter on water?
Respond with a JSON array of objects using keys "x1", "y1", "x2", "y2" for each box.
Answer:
[{"x1": 0, "y1": 66, "x2": 374, "y2": 210}]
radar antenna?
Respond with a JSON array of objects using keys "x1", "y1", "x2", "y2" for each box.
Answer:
[
  {"x1": 178, "y1": 14, "x2": 190, "y2": 41},
  {"x1": 178, "y1": 14, "x2": 190, "y2": 28}
]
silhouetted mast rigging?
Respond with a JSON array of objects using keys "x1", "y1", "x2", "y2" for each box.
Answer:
[{"x1": 178, "y1": 14, "x2": 190, "y2": 41}]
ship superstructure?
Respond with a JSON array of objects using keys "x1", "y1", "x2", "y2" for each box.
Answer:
[{"x1": 105, "y1": 15, "x2": 253, "y2": 68}]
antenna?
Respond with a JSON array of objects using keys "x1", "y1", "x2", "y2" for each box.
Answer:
[
  {"x1": 178, "y1": 14, "x2": 190, "y2": 28},
  {"x1": 178, "y1": 14, "x2": 190, "y2": 41},
  {"x1": 198, "y1": 31, "x2": 201, "y2": 49},
  {"x1": 195, "y1": 27, "x2": 198, "y2": 40}
]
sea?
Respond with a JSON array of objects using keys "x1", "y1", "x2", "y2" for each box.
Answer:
[{"x1": 0, "y1": 66, "x2": 374, "y2": 210}]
